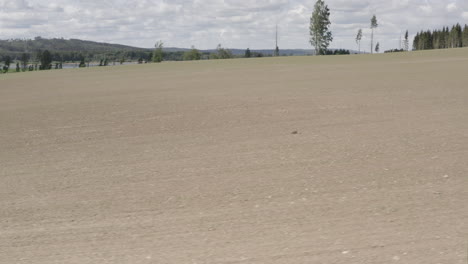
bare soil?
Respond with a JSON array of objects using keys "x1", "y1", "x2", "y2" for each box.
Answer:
[{"x1": 1, "y1": 49, "x2": 467, "y2": 263}]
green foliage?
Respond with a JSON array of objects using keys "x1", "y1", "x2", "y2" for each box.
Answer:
[
  {"x1": 210, "y1": 44, "x2": 233, "y2": 59},
  {"x1": 183, "y1": 47, "x2": 201, "y2": 61},
  {"x1": 153, "y1": 41, "x2": 164, "y2": 63},
  {"x1": 309, "y1": 0, "x2": 333, "y2": 55},
  {"x1": 40, "y1": 50, "x2": 52, "y2": 70}
]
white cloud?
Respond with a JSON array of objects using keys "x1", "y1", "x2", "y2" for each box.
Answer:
[
  {"x1": 446, "y1": 3, "x2": 457, "y2": 12},
  {"x1": 0, "y1": 0, "x2": 467, "y2": 52}
]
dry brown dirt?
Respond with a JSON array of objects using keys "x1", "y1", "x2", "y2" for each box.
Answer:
[{"x1": 1, "y1": 49, "x2": 467, "y2": 264}]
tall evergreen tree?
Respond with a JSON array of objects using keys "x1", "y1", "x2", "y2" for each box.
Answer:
[
  {"x1": 463, "y1": 25, "x2": 468, "y2": 47},
  {"x1": 433, "y1": 30, "x2": 439, "y2": 49},
  {"x1": 370, "y1": 15, "x2": 378, "y2": 54},
  {"x1": 309, "y1": 0, "x2": 333, "y2": 55},
  {"x1": 356, "y1": 28, "x2": 362, "y2": 53},
  {"x1": 456, "y1": 23, "x2": 463, "y2": 47},
  {"x1": 449, "y1": 25, "x2": 457, "y2": 48},
  {"x1": 413, "y1": 32, "x2": 419, "y2": 50},
  {"x1": 404, "y1": 30, "x2": 409, "y2": 51},
  {"x1": 444, "y1": 27, "x2": 450, "y2": 48}
]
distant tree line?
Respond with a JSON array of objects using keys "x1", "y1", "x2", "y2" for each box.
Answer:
[
  {"x1": 0, "y1": 50, "x2": 64, "y2": 73},
  {"x1": 384, "y1": 49, "x2": 404, "y2": 53},
  {"x1": 325, "y1": 49, "x2": 351, "y2": 55},
  {"x1": 413, "y1": 23, "x2": 468, "y2": 50}
]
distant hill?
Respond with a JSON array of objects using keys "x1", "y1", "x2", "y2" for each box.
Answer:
[
  {"x1": 0, "y1": 37, "x2": 149, "y2": 54},
  {"x1": 0, "y1": 37, "x2": 355, "y2": 62},
  {"x1": 0, "y1": 37, "x2": 152, "y2": 62}
]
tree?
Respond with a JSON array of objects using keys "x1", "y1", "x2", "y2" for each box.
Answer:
[
  {"x1": 456, "y1": 23, "x2": 463, "y2": 47},
  {"x1": 183, "y1": 46, "x2": 201, "y2": 61},
  {"x1": 274, "y1": 24, "x2": 280, "y2": 56},
  {"x1": 21, "y1": 53, "x2": 29, "y2": 71},
  {"x1": 413, "y1": 32, "x2": 419, "y2": 50},
  {"x1": 4, "y1": 56, "x2": 11, "y2": 68},
  {"x1": 153, "y1": 41, "x2": 164, "y2": 63},
  {"x1": 309, "y1": 0, "x2": 333, "y2": 55},
  {"x1": 40, "y1": 50, "x2": 52, "y2": 70},
  {"x1": 210, "y1": 44, "x2": 233, "y2": 59},
  {"x1": 245, "y1": 48, "x2": 251, "y2": 58},
  {"x1": 413, "y1": 24, "x2": 468, "y2": 50},
  {"x1": 404, "y1": 30, "x2": 409, "y2": 51},
  {"x1": 448, "y1": 25, "x2": 461, "y2": 48},
  {"x1": 3, "y1": 56, "x2": 11, "y2": 72},
  {"x1": 375, "y1": 42, "x2": 380, "y2": 53},
  {"x1": 463, "y1": 24, "x2": 468, "y2": 47},
  {"x1": 444, "y1": 26, "x2": 450, "y2": 48},
  {"x1": 78, "y1": 55, "x2": 86, "y2": 67},
  {"x1": 355, "y1": 28, "x2": 362, "y2": 53},
  {"x1": 370, "y1": 15, "x2": 378, "y2": 54}
]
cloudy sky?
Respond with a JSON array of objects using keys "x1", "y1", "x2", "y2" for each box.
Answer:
[{"x1": 1, "y1": 0, "x2": 467, "y2": 52}]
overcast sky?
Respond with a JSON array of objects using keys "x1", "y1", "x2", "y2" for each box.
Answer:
[{"x1": 1, "y1": 0, "x2": 467, "y2": 52}]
